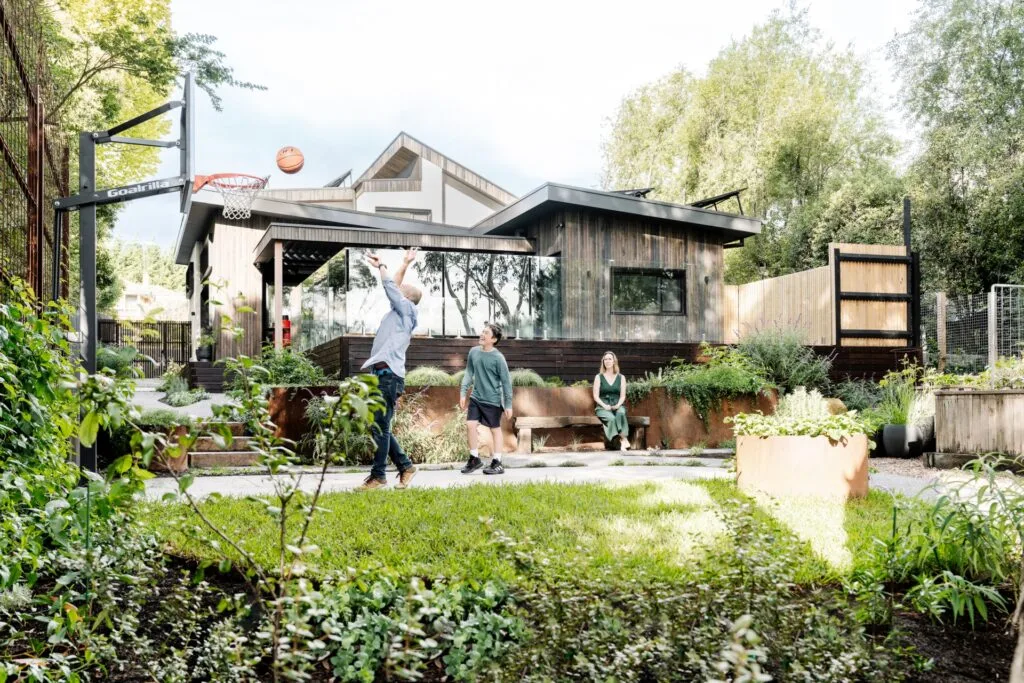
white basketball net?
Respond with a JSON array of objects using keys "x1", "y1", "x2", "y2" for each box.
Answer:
[{"x1": 204, "y1": 175, "x2": 269, "y2": 220}]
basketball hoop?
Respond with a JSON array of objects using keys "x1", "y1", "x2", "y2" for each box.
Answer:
[{"x1": 193, "y1": 173, "x2": 269, "y2": 220}]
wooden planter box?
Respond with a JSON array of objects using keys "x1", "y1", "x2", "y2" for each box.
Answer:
[
  {"x1": 269, "y1": 384, "x2": 776, "y2": 454},
  {"x1": 149, "y1": 425, "x2": 190, "y2": 473},
  {"x1": 735, "y1": 434, "x2": 869, "y2": 500},
  {"x1": 935, "y1": 389, "x2": 1024, "y2": 458}
]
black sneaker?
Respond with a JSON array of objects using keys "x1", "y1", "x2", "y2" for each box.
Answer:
[
  {"x1": 483, "y1": 458, "x2": 505, "y2": 475},
  {"x1": 461, "y1": 455, "x2": 483, "y2": 474}
]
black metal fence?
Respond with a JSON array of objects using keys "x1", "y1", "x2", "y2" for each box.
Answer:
[
  {"x1": 98, "y1": 319, "x2": 192, "y2": 378},
  {"x1": 0, "y1": 0, "x2": 69, "y2": 299}
]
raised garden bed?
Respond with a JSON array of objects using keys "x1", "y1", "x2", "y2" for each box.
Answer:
[
  {"x1": 735, "y1": 434, "x2": 870, "y2": 500},
  {"x1": 933, "y1": 389, "x2": 1024, "y2": 460},
  {"x1": 268, "y1": 385, "x2": 776, "y2": 453}
]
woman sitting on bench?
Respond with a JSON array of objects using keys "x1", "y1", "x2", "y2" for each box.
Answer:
[{"x1": 593, "y1": 351, "x2": 630, "y2": 450}]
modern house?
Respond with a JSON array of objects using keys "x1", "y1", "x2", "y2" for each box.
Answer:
[{"x1": 175, "y1": 131, "x2": 918, "y2": 381}]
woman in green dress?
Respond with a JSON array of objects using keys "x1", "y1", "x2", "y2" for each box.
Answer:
[{"x1": 593, "y1": 351, "x2": 630, "y2": 450}]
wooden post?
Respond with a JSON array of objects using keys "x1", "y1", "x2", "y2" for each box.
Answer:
[
  {"x1": 988, "y1": 289, "x2": 998, "y2": 368},
  {"x1": 936, "y1": 292, "x2": 947, "y2": 372},
  {"x1": 274, "y1": 240, "x2": 284, "y2": 350},
  {"x1": 516, "y1": 427, "x2": 533, "y2": 453}
]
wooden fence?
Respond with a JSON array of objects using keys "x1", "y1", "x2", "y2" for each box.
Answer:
[
  {"x1": 935, "y1": 390, "x2": 1024, "y2": 457},
  {"x1": 724, "y1": 243, "x2": 919, "y2": 348},
  {"x1": 98, "y1": 319, "x2": 192, "y2": 378}
]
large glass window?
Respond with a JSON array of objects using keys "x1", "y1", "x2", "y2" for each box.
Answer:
[{"x1": 611, "y1": 267, "x2": 686, "y2": 315}]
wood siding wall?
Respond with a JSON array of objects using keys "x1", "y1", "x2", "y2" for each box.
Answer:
[
  {"x1": 724, "y1": 266, "x2": 833, "y2": 344},
  {"x1": 935, "y1": 390, "x2": 1024, "y2": 456},
  {"x1": 208, "y1": 220, "x2": 267, "y2": 358},
  {"x1": 524, "y1": 208, "x2": 725, "y2": 343},
  {"x1": 308, "y1": 336, "x2": 918, "y2": 383}
]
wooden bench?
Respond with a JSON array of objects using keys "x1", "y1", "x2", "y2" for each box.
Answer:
[{"x1": 514, "y1": 415, "x2": 650, "y2": 453}]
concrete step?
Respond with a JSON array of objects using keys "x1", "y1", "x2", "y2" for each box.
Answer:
[
  {"x1": 191, "y1": 435, "x2": 253, "y2": 452},
  {"x1": 190, "y1": 451, "x2": 261, "y2": 468}
]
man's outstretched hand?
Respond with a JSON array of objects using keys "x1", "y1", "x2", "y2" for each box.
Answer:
[
  {"x1": 403, "y1": 248, "x2": 418, "y2": 264},
  {"x1": 366, "y1": 253, "x2": 382, "y2": 269}
]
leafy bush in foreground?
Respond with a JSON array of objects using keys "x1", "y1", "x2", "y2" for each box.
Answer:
[{"x1": 729, "y1": 411, "x2": 873, "y2": 441}]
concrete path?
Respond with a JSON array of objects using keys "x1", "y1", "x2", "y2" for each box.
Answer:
[
  {"x1": 133, "y1": 381, "x2": 231, "y2": 420},
  {"x1": 143, "y1": 462, "x2": 938, "y2": 502}
]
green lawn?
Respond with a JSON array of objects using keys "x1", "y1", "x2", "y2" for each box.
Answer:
[{"x1": 148, "y1": 479, "x2": 910, "y2": 584}]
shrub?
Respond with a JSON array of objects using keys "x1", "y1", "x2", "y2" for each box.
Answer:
[
  {"x1": 163, "y1": 389, "x2": 209, "y2": 407},
  {"x1": 737, "y1": 329, "x2": 832, "y2": 393},
  {"x1": 157, "y1": 361, "x2": 187, "y2": 392},
  {"x1": 227, "y1": 346, "x2": 326, "y2": 392},
  {"x1": 775, "y1": 387, "x2": 830, "y2": 419},
  {"x1": 877, "y1": 368, "x2": 916, "y2": 425},
  {"x1": 452, "y1": 369, "x2": 466, "y2": 386},
  {"x1": 832, "y1": 378, "x2": 885, "y2": 411},
  {"x1": 544, "y1": 376, "x2": 564, "y2": 387},
  {"x1": 627, "y1": 345, "x2": 771, "y2": 425},
  {"x1": 404, "y1": 365, "x2": 457, "y2": 386},
  {"x1": 510, "y1": 368, "x2": 545, "y2": 387},
  {"x1": 161, "y1": 374, "x2": 189, "y2": 395}
]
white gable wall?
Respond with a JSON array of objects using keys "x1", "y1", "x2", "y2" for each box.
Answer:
[{"x1": 354, "y1": 157, "x2": 503, "y2": 227}]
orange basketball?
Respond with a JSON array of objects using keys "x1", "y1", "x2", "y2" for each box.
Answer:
[{"x1": 276, "y1": 146, "x2": 304, "y2": 174}]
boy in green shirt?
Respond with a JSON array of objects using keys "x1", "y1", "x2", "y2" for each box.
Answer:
[{"x1": 459, "y1": 322, "x2": 514, "y2": 475}]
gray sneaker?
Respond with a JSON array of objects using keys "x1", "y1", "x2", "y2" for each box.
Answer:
[{"x1": 482, "y1": 458, "x2": 505, "y2": 475}]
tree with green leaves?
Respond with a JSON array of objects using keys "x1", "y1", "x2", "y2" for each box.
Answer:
[
  {"x1": 603, "y1": 8, "x2": 903, "y2": 284},
  {"x1": 48, "y1": 0, "x2": 262, "y2": 308},
  {"x1": 892, "y1": 0, "x2": 1024, "y2": 292}
]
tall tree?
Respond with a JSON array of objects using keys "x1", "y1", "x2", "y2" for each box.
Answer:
[
  {"x1": 603, "y1": 8, "x2": 903, "y2": 284},
  {"x1": 892, "y1": 0, "x2": 1024, "y2": 292}
]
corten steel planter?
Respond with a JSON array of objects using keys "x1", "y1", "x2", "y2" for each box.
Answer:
[
  {"x1": 148, "y1": 425, "x2": 190, "y2": 473},
  {"x1": 269, "y1": 385, "x2": 776, "y2": 454},
  {"x1": 735, "y1": 434, "x2": 870, "y2": 500}
]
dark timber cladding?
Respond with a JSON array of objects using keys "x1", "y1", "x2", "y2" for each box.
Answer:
[
  {"x1": 308, "y1": 337, "x2": 921, "y2": 383},
  {"x1": 527, "y1": 207, "x2": 725, "y2": 342}
]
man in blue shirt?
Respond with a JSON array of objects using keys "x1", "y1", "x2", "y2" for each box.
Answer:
[{"x1": 355, "y1": 248, "x2": 421, "y2": 491}]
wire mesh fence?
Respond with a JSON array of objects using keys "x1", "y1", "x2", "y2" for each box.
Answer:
[
  {"x1": 0, "y1": 0, "x2": 69, "y2": 300},
  {"x1": 921, "y1": 287, "x2": 1024, "y2": 373}
]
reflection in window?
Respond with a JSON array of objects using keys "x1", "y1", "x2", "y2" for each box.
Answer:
[{"x1": 611, "y1": 268, "x2": 686, "y2": 315}]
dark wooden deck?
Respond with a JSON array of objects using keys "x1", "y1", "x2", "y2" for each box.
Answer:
[{"x1": 307, "y1": 336, "x2": 920, "y2": 383}]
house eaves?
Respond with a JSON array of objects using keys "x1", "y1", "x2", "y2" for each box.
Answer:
[{"x1": 470, "y1": 183, "x2": 763, "y2": 241}]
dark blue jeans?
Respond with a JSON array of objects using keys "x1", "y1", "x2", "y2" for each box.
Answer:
[{"x1": 370, "y1": 370, "x2": 413, "y2": 480}]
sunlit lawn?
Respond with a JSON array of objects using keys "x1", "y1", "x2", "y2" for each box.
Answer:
[{"x1": 147, "y1": 479, "x2": 911, "y2": 584}]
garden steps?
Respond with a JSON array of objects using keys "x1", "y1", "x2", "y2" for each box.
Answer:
[
  {"x1": 188, "y1": 361, "x2": 225, "y2": 393},
  {"x1": 188, "y1": 423, "x2": 259, "y2": 468}
]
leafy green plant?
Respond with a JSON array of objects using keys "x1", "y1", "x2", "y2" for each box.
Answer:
[
  {"x1": 627, "y1": 345, "x2": 772, "y2": 426},
  {"x1": 226, "y1": 346, "x2": 326, "y2": 393},
  {"x1": 690, "y1": 440, "x2": 707, "y2": 456},
  {"x1": 907, "y1": 571, "x2": 1007, "y2": 627},
  {"x1": 163, "y1": 388, "x2": 209, "y2": 407},
  {"x1": 878, "y1": 367, "x2": 917, "y2": 426},
  {"x1": 729, "y1": 411, "x2": 874, "y2": 442},
  {"x1": 157, "y1": 361, "x2": 187, "y2": 392},
  {"x1": 97, "y1": 342, "x2": 144, "y2": 378},
  {"x1": 737, "y1": 329, "x2": 832, "y2": 393},
  {"x1": 161, "y1": 374, "x2": 189, "y2": 395},
  {"x1": 510, "y1": 368, "x2": 545, "y2": 387},
  {"x1": 545, "y1": 376, "x2": 565, "y2": 387}
]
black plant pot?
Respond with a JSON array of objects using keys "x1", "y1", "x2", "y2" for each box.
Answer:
[
  {"x1": 882, "y1": 424, "x2": 920, "y2": 459},
  {"x1": 871, "y1": 427, "x2": 886, "y2": 457},
  {"x1": 196, "y1": 345, "x2": 213, "y2": 362}
]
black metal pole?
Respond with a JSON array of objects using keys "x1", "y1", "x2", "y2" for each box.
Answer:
[
  {"x1": 52, "y1": 208, "x2": 62, "y2": 301},
  {"x1": 902, "y1": 197, "x2": 911, "y2": 253},
  {"x1": 78, "y1": 131, "x2": 97, "y2": 471}
]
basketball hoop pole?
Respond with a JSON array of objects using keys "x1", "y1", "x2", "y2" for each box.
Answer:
[{"x1": 53, "y1": 73, "x2": 195, "y2": 472}]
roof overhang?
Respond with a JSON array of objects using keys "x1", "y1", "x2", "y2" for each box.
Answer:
[
  {"x1": 175, "y1": 193, "x2": 525, "y2": 264},
  {"x1": 253, "y1": 222, "x2": 534, "y2": 286},
  {"x1": 471, "y1": 183, "x2": 762, "y2": 240}
]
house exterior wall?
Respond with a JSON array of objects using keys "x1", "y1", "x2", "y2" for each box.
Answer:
[
  {"x1": 443, "y1": 173, "x2": 503, "y2": 226},
  {"x1": 355, "y1": 159, "x2": 444, "y2": 221},
  {"x1": 523, "y1": 208, "x2": 726, "y2": 343}
]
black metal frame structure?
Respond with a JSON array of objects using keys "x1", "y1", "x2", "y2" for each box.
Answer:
[
  {"x1": 53, "y1": 73, "x2": 194, "y2": 471},
  {"x1": 833, "y1": 198, "x2": 921, "y2": 347}
]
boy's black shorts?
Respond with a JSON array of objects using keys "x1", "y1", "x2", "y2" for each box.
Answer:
[{"x1": 467, "y1": 398, "x2": 503, "y2": 428}]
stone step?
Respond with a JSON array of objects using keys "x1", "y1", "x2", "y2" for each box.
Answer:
[
  {"x1": 190, "y1": 451, "x2": 261, "y2": 468},
  {"x1": 191, "y1": 435, "x2": 253, "y2": 452},
  {"x1": 194, "y1": 421, "x2": 246, "y2": 436}
]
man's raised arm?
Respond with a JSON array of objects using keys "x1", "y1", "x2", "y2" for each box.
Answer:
[{"x1": 393, "y1": 248, "x2": 418, "y2": 287}]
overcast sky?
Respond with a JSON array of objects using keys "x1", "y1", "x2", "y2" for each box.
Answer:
[{"x1": 114, "y1": 0, "x2": 918, "y2": 251}]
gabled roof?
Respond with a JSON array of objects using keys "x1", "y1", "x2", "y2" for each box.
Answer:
[
  {"x1": 354, "y1": 132, "x2": 517, "y2": 205},
  {"x1": 470, "y1": 183, "x2": 762, "y2": 240}
]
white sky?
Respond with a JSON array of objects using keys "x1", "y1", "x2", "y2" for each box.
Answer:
[{"x1": 114, "y1": 0, "x2": 918, "y2": 251}]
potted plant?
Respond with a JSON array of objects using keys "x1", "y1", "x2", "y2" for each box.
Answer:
[
  {"x1": 878, "y1": 369, "x2": 918, "y2": 458},
  {"x1": 728, "y1": 388, "x2": 873, "y2": 500},
  {"x1": 196, "y1": 327, "x2": 216, "y2": 362}
]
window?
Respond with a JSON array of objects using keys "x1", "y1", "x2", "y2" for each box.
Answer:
[{"x1": 611, "y1": 267, "x2": 686, "y2": 315}]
